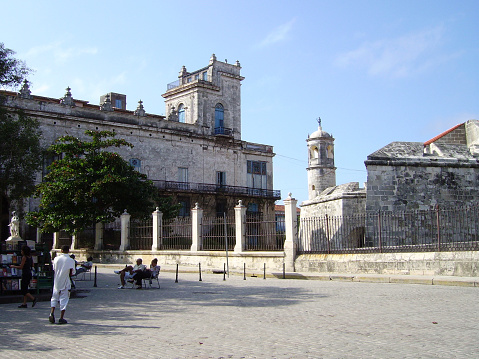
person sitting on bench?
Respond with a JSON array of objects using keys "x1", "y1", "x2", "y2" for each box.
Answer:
[
  {"x1": 75, "y1": 256, "x2": 93, "y2": 275},
  {"x1": 116, "y1": 258, "x2": 146, "y2": 289}
]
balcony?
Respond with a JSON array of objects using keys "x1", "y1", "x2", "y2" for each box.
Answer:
[
  {"x1": 167, "y1": 80, "x2": 180, "y2": 91},
  {"x1": 214, "y1": 126, "x2": 233, "y2": 137},
  {"x1": 152, "y1": 180, "x2": 281, "y2": 200}
]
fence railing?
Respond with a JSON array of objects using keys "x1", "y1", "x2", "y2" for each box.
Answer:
[
  {"x1": 245, "y1": 214, "x2": 284, "y2": 251},
  {"x1": 202, "y1": 216, "x2": 235, "y2": 251},
  {"x1": 162, "y1": 217, "x2": 192, "y2": 250},
  {"x1": 103, "y1": 220, "x2": 121, "y2": 250},
  {"x1": 130, "y1": 219, "x2": 153, "y2": 250},
  {"x1": 151, "y1": 180, "x2": 281, "y2": 199},
  {"x1": 298, "y1": 205, "x2": 479, "y2": 254}
]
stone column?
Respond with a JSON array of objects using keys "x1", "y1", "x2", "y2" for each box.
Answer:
[
  {"x1": 119, "y1": 210, "x2": 131, "y2": 251},
  {"x1": 152, "y1": 207, "x2": 163, "y2": 251},
  {"x1": 234, "y1": 200, "x2": 246, "y2": 253},
  {"x1": 191, "y1": 203, "x2": 203, "y2": 251},
  {"x1": 36, "y1": 228, "x2": 42, "y2": 244},
  {"x1": 71, "y1": 234, "x2": 77, "y2": 250},
  {"x1": 94, "y1": 222, "x2": 103, "y2": 250},
  {"x1": 283, "y1": 193, "x2": 298, "y2": 272},
  {"x1": 52, "y1": 232, "x2": 60, "y2": 249}
]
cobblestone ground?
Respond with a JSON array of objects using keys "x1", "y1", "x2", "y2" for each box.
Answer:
[{"x1": 0, "y1": 268, "x2": 478, "y2": 358}]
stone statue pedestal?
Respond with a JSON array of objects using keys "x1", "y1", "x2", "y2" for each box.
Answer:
[{"x1": 6, "y1": 235, "x2": 22, "y2": 241}]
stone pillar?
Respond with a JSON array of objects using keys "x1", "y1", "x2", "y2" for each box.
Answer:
[
  {"x1": 71, "y1": 234, "x2": 77, "y2": 250},
  {"x1": 152, "y1": 207, "x2": 163, "y2": 251},
  {"x1": 119, "y1": 210, "x2": 131, "y2": 251},
  {"x1": 191, "y1": 203, "x2": 203, "y2": 251},
  {"x1": 234, "y1": 200, "x2": 247, "y2": 253},
  {"x1": 284, "y1": 193, "x2": 298, "y2": 272},
  {"x1": 36, "y1": 228, "x2": 42, "y2": 244},
  {"x1": 52, "y1": 232, "x2": 60, "y2": 249},
  {"x1": 94, "y1": 222, "x2": 103, "y2": 250}
]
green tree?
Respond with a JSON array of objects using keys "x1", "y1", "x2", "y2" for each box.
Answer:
[
  {"x1": 27, "y1": 130, "x2": 167, "y2": 234},
  {"x1": 0, "y1": 43, "x2": 40, "y2": 231},
  {"x1": 0, "y1": 109, "x2": 43, "y2": 206},
  {"x1": 0, "y1": 42, "x2": 31, "y2": 89}
]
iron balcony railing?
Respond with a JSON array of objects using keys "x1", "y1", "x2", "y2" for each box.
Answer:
[
  {"x1": 152, "y1": 180, "x2": 281, "y2": 199},
  {"x1": 214, "y1": 127, "x2": 233, "y2": 136},
  {"x1": 167, "y1": 80, "x2": 180, "y2": 91}
]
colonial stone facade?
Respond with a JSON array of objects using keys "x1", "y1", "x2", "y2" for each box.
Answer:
[
  {"x1": 0, "y1": 55, "x2": 280, "y2": 239},
  {"x1": 365, "y1": 120, "x2": 479, "y2": 212}
]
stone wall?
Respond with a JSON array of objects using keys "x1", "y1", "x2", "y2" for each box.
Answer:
[
  {"x1": 366, "y1": 163, "x2": 479, "y2": 212},
  {"x1": 294, "y1": 251, "x2": 479, "y2": 277}
]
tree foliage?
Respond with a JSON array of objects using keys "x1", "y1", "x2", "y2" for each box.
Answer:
[
  {"x1": 0, "y1": 108, "x2": 43, "y2": 206},
  {"x1": 0, "y1": 43, "x2": 40, "y2": 214},
  {"x1": 0, "y1": 43, "x2": 31, "y2": 89},
  {"x1": 27, "y1": 130, "x2": 167, "y2": 234}
]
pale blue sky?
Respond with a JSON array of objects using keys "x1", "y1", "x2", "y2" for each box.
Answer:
[{"x1": 2, "y1": 0, "x2": 478, "y2": 205}]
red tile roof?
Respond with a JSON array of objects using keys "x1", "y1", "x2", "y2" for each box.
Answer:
[{"x1": 424, "y1": 123, "x2": 463, "y2": 146}]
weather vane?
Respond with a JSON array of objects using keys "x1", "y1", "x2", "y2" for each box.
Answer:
[{"x1": 317, "y1": 117, "x2": 322, "y2": 127}]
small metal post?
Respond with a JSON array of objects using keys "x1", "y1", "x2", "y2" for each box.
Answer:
[
  {"x1": 436, "y1": 204, "x2": 441, "y2": 251},
  {"x1": 283, "y1": 263, "x2": 285, "y2": 279},
  {"x1": 263, "y1": 263, "x2": 266, "y2": 280},
  {"x1": 223, "y1": 263, "x2": 226, "y2": 281},
  {"x1": 199, "y1": 263, "x2": 202, "y2": 282},
  {"x1": 93, "y1": 266, "x2": 97, "y2": 287},
  {"x1": 175, "y1": 263, "x2": 179, "y2": 283},
  {"x1": 326, "y1": 214, "x2": 331, "y2": 254},
  {"x1": 243, "y1": 263, "x2": 246, "y2": 280},
  {"x1": 378, "y1": 210, "x2": 383, "y2": 253}
]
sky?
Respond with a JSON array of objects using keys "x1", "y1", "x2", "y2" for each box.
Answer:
[{"x1": 1, "y1": 0, "x2": 478, "y2": 205}]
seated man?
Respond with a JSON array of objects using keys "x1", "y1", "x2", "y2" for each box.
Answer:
[
  {"x1": 133, "y1": 258, "x2": 160, "y2": 288},
  {"x1": 115, "y1": 258, "x2": 146, "y2": 289},
  {"x1": 75, "y1": 256, "x2": 93, "y2": 275}
]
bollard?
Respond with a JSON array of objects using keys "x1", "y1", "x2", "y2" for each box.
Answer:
[
  {"x1": 93, "y1": 266, "x2": 97, "y2": 287},
  {"x1": 175, "y1": 263, "x2": 179, "y2": 283},
  {"x1": 263, "y1": 263, "x2": 266, "y2": 280},
  {"x1": 243, "y1": 263, "x2": 246, "y2": 280},
  {"x1": 223, "y1": 263, "x2": 226, "y2": 281},
  {"x1": 199, "y1": 263, "x2": 202, "y2": 282},
  {"x1": 283, "y1": 263, "x2": 285, "y2": 279}
]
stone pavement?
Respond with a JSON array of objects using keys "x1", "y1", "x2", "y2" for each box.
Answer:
[{"x1": 0, "y1": 266, "x2": 478, "y2": 359}]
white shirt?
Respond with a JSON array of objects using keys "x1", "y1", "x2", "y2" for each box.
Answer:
[{"x1": 53, "y1": 254, "x2": 76, "y2": 291}]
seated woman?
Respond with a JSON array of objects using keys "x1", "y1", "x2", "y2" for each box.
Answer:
[{"x1": 133, "y1": 258, "x2": 160, "y2": 289}]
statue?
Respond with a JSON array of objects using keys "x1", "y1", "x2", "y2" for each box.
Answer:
[{"x1": 7, "y1": 211, "x2": 21, "y2": 240}]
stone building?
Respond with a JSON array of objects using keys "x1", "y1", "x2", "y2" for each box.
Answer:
[
  {"x1": 299, "y1": 119, "x2": 479, "y2": 252},
  {"x1": 0, "y1": 55, "x2": 280, "y2": 239},
  {"x1": 365, "y1": 120, "x2": 479, "y2": 212}
]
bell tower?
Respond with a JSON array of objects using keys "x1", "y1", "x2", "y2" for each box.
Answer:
[{"x1": 307, "y1": 118, "x2": 336, "y2": 199}]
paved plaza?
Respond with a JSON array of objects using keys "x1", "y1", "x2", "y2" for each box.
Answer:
[{"x1": 0, "y1": 267, "x2": 478, "y2": 358}]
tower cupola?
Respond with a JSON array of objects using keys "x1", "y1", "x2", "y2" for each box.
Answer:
[{"x1": 306, "y1": 118, "x2": 336, "y2": 199}]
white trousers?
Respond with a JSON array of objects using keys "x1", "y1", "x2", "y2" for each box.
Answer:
[{"x1": 51, "y1": 288, "x2": 70, "y2": 311}]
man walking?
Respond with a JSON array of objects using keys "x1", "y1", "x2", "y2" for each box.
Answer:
[{"x1": 49, "y1": 245, "x2": 76, "y2": 324}]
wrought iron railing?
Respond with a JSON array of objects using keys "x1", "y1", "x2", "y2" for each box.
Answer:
[
  {"x1": 202, "y1": 216, "x2": 235, "y2": 251},
  {"x1": 130, "y1": 218, "x2": 153, "y2": 250},
  {"x1": 162, "y1": 217, "x2": 192, "y2": 250},
  {"x1": 298, "y1": 205, "x2": 479, "y2": 254},
  {"x1": 245, "y1": 214, "x2": 284, "y2": 251},
  {"x1": 214, "y1": 127, "x2": 233, "y2": 136},
  {"x1": 152, "y1": 180, "x2": 281, "y2": 199},
  {"x1": 167, "y1": 80, "x2": 180, "y2": 90}
]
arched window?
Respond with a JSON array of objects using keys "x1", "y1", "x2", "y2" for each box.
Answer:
[
  {"x1": 215, "y1": 103, "x2": 224, "y2": 130},
  {"x1": 311, "y1": 146, "x2": 319, "y2": 159},
  {"x1": 178, "y1": 104, "x2": 185, "y2": 123}
]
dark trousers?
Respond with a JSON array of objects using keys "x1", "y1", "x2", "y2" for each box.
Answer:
[{"x1": 133, "y1": 270, "x2": 152, "y2": 285}]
